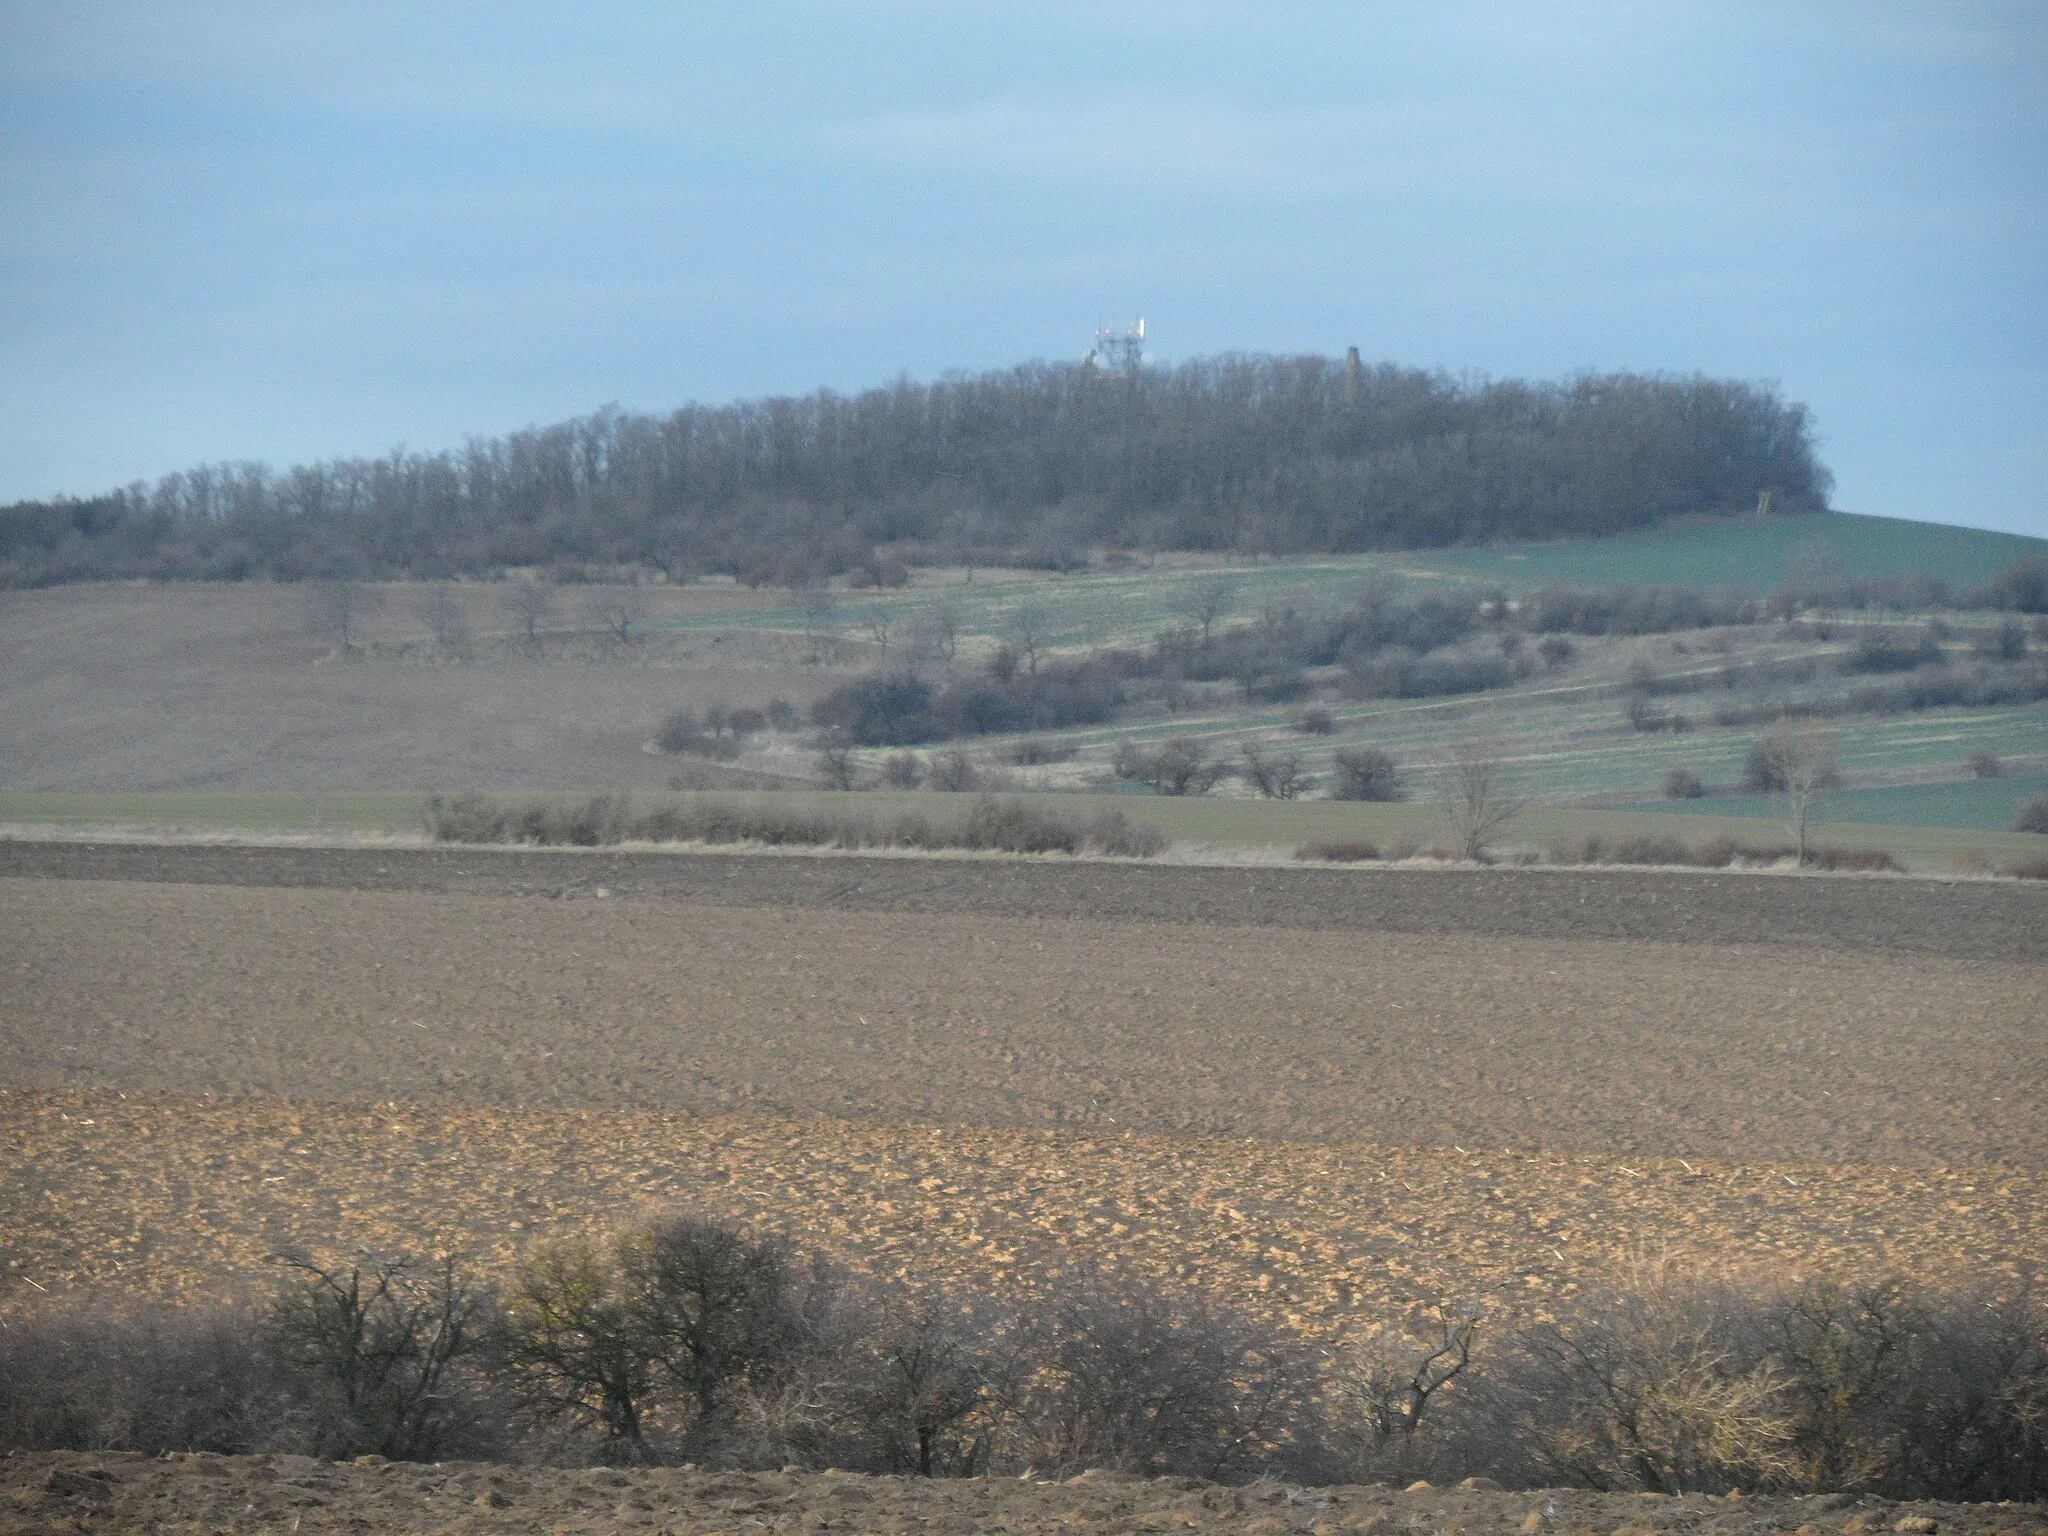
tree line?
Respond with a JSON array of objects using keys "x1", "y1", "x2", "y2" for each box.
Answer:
[
  {"x1": 4, "y1": 1216, "x2": 2044, "y2": 1498},
  {"x1": 0, "y1": 357, "x2": 1833, "y2": 587}
]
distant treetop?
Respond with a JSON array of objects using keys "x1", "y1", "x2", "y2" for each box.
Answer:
[{"x1": 0, "y1": 355, "x2": 1832, "y2": 587}]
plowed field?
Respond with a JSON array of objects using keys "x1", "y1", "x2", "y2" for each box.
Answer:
[{"x1": 2, "y1": 842, "x2": 2042, "y2": 1332}]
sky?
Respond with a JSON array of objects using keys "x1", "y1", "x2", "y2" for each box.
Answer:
[{"x1": 3, "y1": 2, "x2": 2044, "y2": 536}]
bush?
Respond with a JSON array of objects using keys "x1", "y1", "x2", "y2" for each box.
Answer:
[
  {"x1": 1841, "y1": 629, "x2": 1944, "y2": 674},
  {"x1": 1118, "y1": 737, "x2": 1229, "y2": 796},
  {"x1": 1240, "y1": 741, "x2": 1311, "y2": 799},
  {"x1": 1329, "y1": 746, "x2": 1403, "y2": 802},
  {"x1": 2014, "y1": 793, "x2": 2048, "y2": 834},
  {"x1": 880, "y1": 752, "x2": 925, "y2": 789},
  {"x1": 425, "y1": 792, "x2": 1166, "y2": 858},
  {"x1": 2003, "y1": 856, "x2": 2048, "y2": 879},
  {"x1": 1296, "y1": 840, "x2": 1380, "y2": 862},
  {"x1": 1536, "y1": 634, "x2": 1577, "y2": 669},
  {"x1": 1661, "y1": 767, "x2": 1707, "y2": 799},
  {"x1": 1294, "y1": 705, "x2": 1335, "y2": 735},
  {"x1": 1964, "y1": 748, "x2": 2003, "y2": 780}
]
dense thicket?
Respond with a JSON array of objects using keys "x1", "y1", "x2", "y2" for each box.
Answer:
[
  {"x1": 0, "y1": 358, "x2": 1831, "y2": 587},
  {"x1": 5, "y1": 1222, "x2": 2044, "y2": 1498}
]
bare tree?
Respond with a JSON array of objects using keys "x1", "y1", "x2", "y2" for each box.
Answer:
[
  {"x1": 415, "y1": 582, "x2": 470, "y2": 657},
  {"x1": 794, "y1": 584, "x2": 836, "y2": 662},
  {"x1": 310, "y1": 578, "x2": 383, "y2": 656},
  {"x1": 858, "y1": 605, "x2": 894, "y2": 668},
  {"x1": 1753, "y1": 719, "x2": 1838, "y2": 865},
  {"x1": 816, "y1": 734, "x2": 860, "y2": 790},
  {"x1": 1007, "y1": 600, "x2": 1051, "y2": 675},
  {"x1": 502, "y1": 580, "x2": 555, "y2": 653},
  {"x1": 582, "y1": 583, "x2": 650, "y2": 647},
  {"x1": 1173, "y1": 575, "x2": 1237, "y2": 646},
  {"x1": 1240, "y1": 740, "x2": 1311, "y2": 799},
  {"x1": 1438, "y1": 741, "x2": 1529, "y2": 860},
  {"x1": 1333, "y1": 1306, "x2": 1479, "y2": 1480}
]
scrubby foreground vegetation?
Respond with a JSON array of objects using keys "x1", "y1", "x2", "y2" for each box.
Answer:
[
  {"x1": 5, "y1": 1218, "x2": 2045, "y2": 1500},
  {"x1": 423, "y1": 791, "x2": 1167, "y2": 857},
  {"x1": 0, "y1": 359, "x2": 1830, "y2": 587}
]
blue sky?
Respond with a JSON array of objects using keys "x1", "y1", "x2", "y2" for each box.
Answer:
[{"x1": 3, "y1": 2, "x2": 2044, "y2": 536}]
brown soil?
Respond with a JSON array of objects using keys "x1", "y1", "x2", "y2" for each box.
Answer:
[
  {"x1": 11, "y1": 1452, "x2": 2044, "y2": 1536},
  {"x1": 7, "y1": 1087, "x2": 2042, "y2": 1330},
  {"x1": 0, "y1": 580, "x2": 839, "y2": 792},
  {"x1": 3, "y1": 858, "x2": 2042, "y2": 1165}
]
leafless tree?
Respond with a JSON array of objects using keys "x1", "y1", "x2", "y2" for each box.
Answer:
[
  {"x1": 310, "y1": 578, "x2": 383, "y2": 656},
  {"x1": 502, "y1": 580, "x2": 555, "y2": 653},
  {"x1": 415, "y1": 582, "x2": 470, "y2": 657},
  {"x1": 1753, "y1": 719, "x2": 1837, "y2": 865},
  {"x1": 816, "y1": 735, "x2": 860, "y2": 790},
  {"x1": 858, "y1": 605, "x2": 894, "y2": 668},
  {"x1": 1333, "y1": 1306, "x2": 1479, "y2": 1479},
  {"x1": 1438, "y1": 741, "x2": 1529, "y2": 860},
  {"x1": 1007, "y1": 600, "x2": 1051, "y2": 675},
  {"x1": 582, "y1": 583, "x2": 650, "y2": 647},
  {"x1": 1240, "y1": 740, "x2": 1311, "y2": 799},
  {"x1": 794, "y1": 584, "x2": 836, "y2": 662},
  {"x1": 1173, "y1": 575, "x2": 1237, "y2": 646},
  {"x1": 926, "y1": 746, "x2": 979, "y2": 792}
]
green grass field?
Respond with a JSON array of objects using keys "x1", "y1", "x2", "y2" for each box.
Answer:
[
  {"x1": 6, "y1": 787, "x2": 2042, "y2": 874},
  {"x1": 1381, "y1": 511, "x2": 2048, "y2": 594},
  {"x1": 637, "y1": 512, "x2": 2047, "y2": 661},
  {"x1": 1616, "y1": 772, "x2": 2048, "y2": 831}
]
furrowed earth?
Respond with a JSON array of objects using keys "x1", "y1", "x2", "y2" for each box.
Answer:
[{"x1": 2, "y1": 842, "x2": 2043, "y2": 1532}]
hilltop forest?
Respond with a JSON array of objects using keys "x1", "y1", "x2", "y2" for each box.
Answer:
[{"x1": 0, "y1": 356, "x2": 1832, "y2": 589}]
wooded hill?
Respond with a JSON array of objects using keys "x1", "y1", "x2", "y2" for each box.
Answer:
[{"x1": 0, "y1": 356, "x2": 1832, "y2": 588}]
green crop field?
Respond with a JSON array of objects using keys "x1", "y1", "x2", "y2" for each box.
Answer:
[
  {"x1": 1617, "y1": 772, "x2": 2048, "y2": 831},
  {"x1": 1379, "y1": 511, "x2": 2048, "y2": 594}
]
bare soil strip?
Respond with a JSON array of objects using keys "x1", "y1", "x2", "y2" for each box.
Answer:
[
  {"x1": 6, "y1": 1089, "x2": 2040, "y2": 1332},
  {"x1": 13, "y1": 1450, "x2": 2043, "y2": 1536},
  {"x1": 6, "y1": 879, "x2": 2043, "y2": 1165},
  {"x1": 3, "y1": 839, "x2": 2045, "y2": 959}
]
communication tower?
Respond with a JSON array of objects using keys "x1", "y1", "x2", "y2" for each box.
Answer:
[{"x1": 1085, "y1": 317, "x2": 1145, "y2": 373}]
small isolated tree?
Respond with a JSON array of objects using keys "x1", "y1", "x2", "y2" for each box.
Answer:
[
  {"x1": 502, "y1": 580, "x2": 555, "y2": 652},
  {"x1": 1438, "y1": 742, "x2": 1529, "y2": 861},
  {"x1": 816, "y1": 734, "x2": 861, "y2": 790},
  {"x1": 1173, "y1": 575, "x2": 1237, "y2": 646},
  {"x1": 794, "y1": 584, "x2": 836, "y2": 662},
  {"x1": 881, "y1": 751, "x2": 925, "y2": 789},
  {"x1": 1963, "y1": 748, "x2": 2003, "y2": 780},
  {"x1": 1240, "y1": 740, "x2": 1311, "y2": 799},
  {"x1": 1330, "y1": 746, "x2": 1404, "y2": 802},
  {"x1": 1126, "y1": 737, "x2": 1228, "y2": 796},
  {"x1": 270, "y1": 1251, "x2": 488, "y2": 1461},
  {"x1": 1007, "y1": 600, "x2": 1051, "y2": 675},
  {"x1": 1751, "y1": 720, "x2": 1839, "y2": 865},
  {"x1": 2013, "y1": 793, "x2": 2048, "y2": 834},
  {"x1": 1662, "y1": 767, "x2": 1707, "y2": 800},
  {"x1": 583, "y1": 583, "x2": 650, "y2": 647},
  {"x1": 415, "y1": 582, "x2": 471, "y2": 658},
  {"x1": 310, "y1": 577, "x2": 383, "y2": 656},
  {"x1": 859, "y1": 605, "x2": 894, "y2": 668},
  {"x1": 927, "y1": 745, "x2": 978, "y2": 792}
]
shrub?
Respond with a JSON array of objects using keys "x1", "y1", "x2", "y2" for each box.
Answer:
[
  {"x1": 2003, "y1": 856, "x2": 2048, "y2": 879},
  {"x1": 880, "y1": 752, "x2": 925, "y2": 789},
  {"x1": 657, "y1": 710, "x2": 743, "y2": 758},
  {"x1": 1661, "y1": 767, "x2": 1707, "y2": 799},
  {"x1": 1118, "y1": 737, "x2": 1229, "y2": 796},
  {"x1": 1964, "y1": 748, "x2": 2003, "y2": 780},
  {"x1": 1329, "y1": 746, "x2": 1403, "y2": 802},
  {"x1": 1297, "y1": 840, "x2": 1380, "y2": 862},
  {"x1": 925, "y1": 746, "x2": 979, "y2": 793},
  {"x1": 1294, "y1": 705, "x2": 1335, "y2": 735},
  {"x1": 1975, "y1": 616, "x2": 2029, "y2": 661},
  {"x1": 1536, "y1": 634, "x2": 1577, "y2": 669},
  {"x1": 1841, "y1": 629, "x2": 1944, "y2": 674},
  {"x1": 2014, "y1": 793, "x2": 2048, "y2": 834},
  {"x1": 424, "y1": 793, "x2": 1166, "y2": 858},
  {"x1": 1240, "y1": 741, "x2": 1311, "y2": 799}
]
